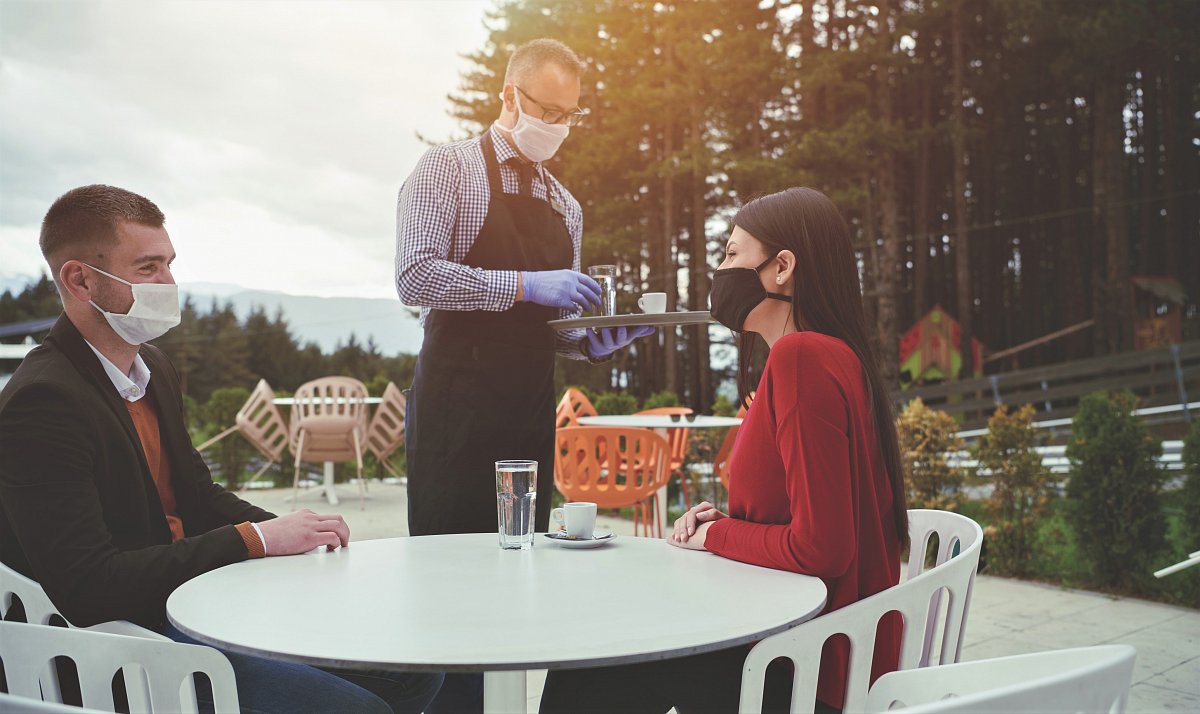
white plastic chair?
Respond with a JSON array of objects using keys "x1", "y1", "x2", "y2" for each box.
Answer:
[
  {"x1": 864, "y1": 645, "x2": 1136, "y2": 713},
  {"x1": 1, "y1": 561, "x2": 193, "y2": 710},
  {"x1": 0, "y1": 621, "x2": 239, "y2": 713},
  {"x1": 0, "y1": 691, "x2": 105, "y2": 713},
  {"x1": 289, "y1": 376, "x2": 370, "y2": 510},
  {"x1": 365, "y1": 382, "x2": 407, "y2": 479},
  {"x1": 738, "y1": 509, "x2": 984, "y2": 713}
]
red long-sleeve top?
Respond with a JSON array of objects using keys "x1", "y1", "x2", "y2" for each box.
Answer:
[{"x1": 705, "y1": 331, "x2": 901, "y2": 709}]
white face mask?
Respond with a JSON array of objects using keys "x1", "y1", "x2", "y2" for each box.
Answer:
[
  {"x1": 500, "y1": 85, "x2": 570, "y2": 163},
  {"x1": 84, "y1": 263, "x2": 181, "y2": 345}
]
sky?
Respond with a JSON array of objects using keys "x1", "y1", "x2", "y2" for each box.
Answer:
[{"x1": 0, "y1": 0, "x2": 493, "y2": 299}]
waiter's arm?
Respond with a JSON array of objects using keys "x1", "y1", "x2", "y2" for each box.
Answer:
[{"x1": 395, "y1": 145, "x2": 520, "y2": 312}]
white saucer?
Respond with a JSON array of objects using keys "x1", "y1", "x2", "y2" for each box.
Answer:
[{"x1": 543, "y1": 532, "x2": 617, "y2": 549}]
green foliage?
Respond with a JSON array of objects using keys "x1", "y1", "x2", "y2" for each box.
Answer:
[
  {"x1": 972, "y1": 404, "x2": 1055, "y2": 576},
  {"x1": 1066, "y1": 391, "x2": 1168, "y2": 591},
  {"x1": 710, "y1": 394, "x2": 737, "y2": 418},
  {"x1": 202, "y1": 387, "x2": 254, "y2": 489},
  {"x1": 594, "y1": 391, "x2": 638, "y2": 416},
  {"x1": 1181, "y1": 419, "x2": 1200, "y2": 547},
  {"x1": 642, "y1": 390, "x2": 682, "y2": 410},
  {"x1": 897, "y1": 399, "x2": 965, "y2": 510}
]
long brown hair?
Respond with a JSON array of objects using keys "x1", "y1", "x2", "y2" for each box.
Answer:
[{"x1": 732, "y1": 187, "x2": 909, "y2": 549}]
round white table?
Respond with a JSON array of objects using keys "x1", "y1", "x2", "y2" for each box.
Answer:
[
  {"x1": 167, "y1": 534, "x2": 825, "y2": 714},
  {"x1": 577, "y1": 415, "x2": 743, "y2": 533}
]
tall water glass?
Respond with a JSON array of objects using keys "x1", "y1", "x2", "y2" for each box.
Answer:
[
  {"x1": 496, "y1": 460, "x2": 538, "y2": 550},
  {"x1": 587, "y1": 265, "x2": 617, "y2": 316}
]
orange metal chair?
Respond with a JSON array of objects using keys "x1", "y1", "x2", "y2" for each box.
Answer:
[
  {"x1": 365, "y1": 382, "x2": 406, "y2": 479},
  {"x1": 555, "y1": 387, "x2": 598, "y2": 428},
  {"x1": 554, "y1": 426, "x2": 671, "y2": 538},
  {"x1": 289, "y1": 376, "x2": 370, "y2": 510},
  {"x1": 636, "y1": 406, "x2": 694, "y2": 508}
]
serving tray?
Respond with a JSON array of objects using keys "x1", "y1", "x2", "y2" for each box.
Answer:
[{"x1": 548, "y1": 310, "x2": 714, "y2": 331}]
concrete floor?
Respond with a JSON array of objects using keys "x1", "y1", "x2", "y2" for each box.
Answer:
[{"x1": 243, "y1": 482, "x2": 1200, "y2": 713}]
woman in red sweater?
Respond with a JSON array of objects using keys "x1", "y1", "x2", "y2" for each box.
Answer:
[{"x1": 539, "y1": 188, "x2": 908, "y2": 714}]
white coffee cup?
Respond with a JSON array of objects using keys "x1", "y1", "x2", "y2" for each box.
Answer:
[
  {"x1": 638, "y1": 292, "x2": 667, "y2": 314},
  {"x1": 551, "y1": 502, "x2": 597, "y2": 539}
]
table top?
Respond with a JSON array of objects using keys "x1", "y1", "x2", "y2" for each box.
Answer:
[
  {"x1": 167, "y1": 534, "x2": 825, "y2": 673},
  {"x1": 548, "y1": 310, "x2": 713, "y2": 331},
  {"x1": 578, "y1": 414, "x2": 743, "y2": 429},
  {"x1": 273, "y1": 397, "x2": 383, "y2": 406}
]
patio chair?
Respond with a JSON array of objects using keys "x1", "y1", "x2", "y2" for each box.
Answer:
[
  {"x1": 553, "y1": 426, "x2": 671, "y2": 538},
  {"x1": 289, "y1": 376, "x2": 370, "y2": 510},
  {"x1": 555, "y1": 387, "x2": 598, "y2": 428},
  {"x1": 1, "y1": 561, "x2": 195, "y2": 710},
  {"x1": 365, "y1": 382, "x2": 406, "y2": 479},
  {"x1": 235, "y1": 379, "x2": 290, "y2": 491},
  {"x1": 864, "y1": 645, "x2": 1136, "y2": 713},
  {"x1": 713, "y1": 401, "x2": 750, "y2": 493},
  {"x1": 0, "y1": 621, "x2": 239, "y2": 713},
  {"x1": 635, "y1": 407, "x2": 694, "y2": 507},
  {"x1": 738, "y1": 509, "x2": 983, "y2": 713}
]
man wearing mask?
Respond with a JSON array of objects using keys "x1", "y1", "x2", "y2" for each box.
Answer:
[
  {"x1": 396, "y1": 41, "x2": 652, "y2": 540},
  {"x1": 0, "y1": 185, "x2": 443, "y2": 713}
]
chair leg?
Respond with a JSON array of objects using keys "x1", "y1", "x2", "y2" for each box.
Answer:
[
  {"x1": 677, "y1": 469, "x2": 691, "y2": 510},
  {"x1": 291, "y1": 431, "x2": 305, "y2": 512},
  {"x1": 352, "y1": 430, "x2": 366, "y2": 511},
  {"x1": 239, "y1": 459, "x2": 276, "y2": 493}
]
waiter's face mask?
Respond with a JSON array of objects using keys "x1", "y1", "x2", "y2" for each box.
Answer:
[{"x1": 503, "y1": 85, "x2": 570, "y2": 163}]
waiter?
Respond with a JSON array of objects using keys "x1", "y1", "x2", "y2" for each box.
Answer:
[{"x1": 396, "y1": 39, "x2": 651, "y2": 539}]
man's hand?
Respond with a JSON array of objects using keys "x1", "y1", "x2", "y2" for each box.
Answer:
[
  {"x1": 584, "y1": 325, "x2": 656, "y2": 360},
  {"x1": 256, "y1": 509, "x2": 350, "y2": 556},
  {"x1": 668, "y1": 501, "x2": 727, "y2": 551},
  {"x1": 520, "y1": 270, "x2": 602, "y2": 310}
]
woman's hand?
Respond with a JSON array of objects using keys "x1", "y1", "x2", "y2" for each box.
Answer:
[{"x1": 668, "y1": 501, "x2": 727, "y2": 550}]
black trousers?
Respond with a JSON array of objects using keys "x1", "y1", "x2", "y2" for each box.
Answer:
[{"x1": 538, "y1": 646, "x2": 841, "y2": 714}]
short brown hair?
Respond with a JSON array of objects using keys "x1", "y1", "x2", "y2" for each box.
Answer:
[
  {"x1": 39, "y1": 184, "x2": 165, "y2": 278},
  {"x1": 504, "y1": 38, "x2": 585, "y2": 85}
]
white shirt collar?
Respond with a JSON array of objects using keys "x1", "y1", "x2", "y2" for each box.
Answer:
[{"x1": 83, "y1": 340, "x2": 152, "y2": 403}]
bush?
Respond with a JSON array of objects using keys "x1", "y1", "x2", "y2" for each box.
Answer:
[
  {"x1": 203, "y1": 386, "x2": 254, "y2": 490},
  {"x1": 972, "y1": 404, "x2": 1055, "y2": 576},
  {"x1": 594, "y1": 391, "x2": 638, "y2": 416},
  {"x1": 1065, "y1": 391, "x2": 1167, "y2": 591},
  {"x1": 897, "y1": 398, "x2": 964, "y2": 510},
  {"x1": 1181, "y1": 419, "x2": 1200, "y2": 549},
  {"x1": 710, "y1": 394, "x2": 737, "y2": 418},
  {"x1": 642, "y1": 390, "x2": 682, "y2": 410}
]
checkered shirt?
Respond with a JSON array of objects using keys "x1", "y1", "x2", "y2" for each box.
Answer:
[{"x1": 395, "y1": 124, "x2": 587, "y2": 359}]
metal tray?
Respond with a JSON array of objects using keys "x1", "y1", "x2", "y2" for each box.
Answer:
[{"x1": 548, "y1": 311, "x2": 713, "y2": 331}]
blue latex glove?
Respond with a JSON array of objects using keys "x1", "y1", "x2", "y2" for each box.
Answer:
[
  {"x1": 585, "y1": 325, "x2": 656, "y2": 359},
  {"x1": 521, "y1": 270, "x2": 602, "y2": 311}
]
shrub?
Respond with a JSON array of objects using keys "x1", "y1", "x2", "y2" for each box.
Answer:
[
  {"x1": 642, "y1": 390, "x2": 682, "y2": 411},
  {"x1": 594, "y1": 391, "x2": 638, "y2": 416},
  {"x1": 973, "y1": 404, "x2": 1055, "y2": 576},
  {"x1": 1065, "y1": 391, "x2": 1167, "y2": 591},
  {"x1": 710, "y1": 394, "x2": 737, "y2": 418},
  {"x1": 1181, "y1": 419, "x2": 1200, "y2": 550},
  {"x1": 203, "y1": 386, "x2": 254, "y2": 490},
  {"x1": 897, "y1": 399, "x2": 965, "y2": 510}
]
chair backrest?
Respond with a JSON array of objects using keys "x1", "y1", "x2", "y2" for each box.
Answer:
[
  {"x1": 0, "y1": 621, "x2": 239, "y2": 713},
  {"x1": 553, "y1": 426, "x2": 671, "y2": 508},
  {"x1": 366, "y1": 382, "x2": 406, "y2": 464},
  {"x1": 738, "y1": 510, "x2": 983, "y2": 714},
  {"x1": 713, "y1": 403, "x2": 749, "y2": 491},
  {"x1": 0, "y1": 691, "x2": 106, "y2": 713},
  {"x1": 865, "y1": 645, "x2": 1136, "y2": 714},
  {"x1": 555, "y1": 387, "x2": 598, "y2": 428},
  {"x1": 1, "y1": 560, "x2": 61, "y2": 626},
  {"x1": 635, "y1": 407, "x2": 693, "y2": 465},
  {"x1": 235, "y1": 379, "x2": 289, "y2": 462},
  {"x1": 289, "y1": 376, "x2": 369, "y2": 460}
]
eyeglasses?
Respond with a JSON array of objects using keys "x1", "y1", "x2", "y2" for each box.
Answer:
[{"x1": 515, "y1": 86, "x2": 589, "y2": 127}]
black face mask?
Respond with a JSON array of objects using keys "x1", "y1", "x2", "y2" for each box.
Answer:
[{"x1": 709, "y1": 254, "x2": 791, "y2": 332}]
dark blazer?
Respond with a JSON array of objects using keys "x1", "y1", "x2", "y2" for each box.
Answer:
[{"x1": 0, "y1": 315, "x2": 274, "y2": 629}]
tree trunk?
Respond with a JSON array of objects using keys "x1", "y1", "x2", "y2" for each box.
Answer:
[
  {"x1": 951, "y1": 0, "x2": 973, "y2": 376},
  {"x1": 662, "y1": 115, "x2": 680, "y2": 398},
  {"x1": 1093, "y1": 79, "x2": 1131, "y2": 354},
  {"x1": 874, "y1": 0, "x2": 901, "y2": 389},
  {"x1": 913, "y1": 74, "x2": 933, "y2": 320}
]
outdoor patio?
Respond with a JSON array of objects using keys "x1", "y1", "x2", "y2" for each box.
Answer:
[{"x1": 246, "y1": 483, "x2": 1200, "y2": 714}]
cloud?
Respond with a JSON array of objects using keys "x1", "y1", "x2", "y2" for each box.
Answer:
[{"x1": 0, "y1": 0, "x2": 493, "y2": 298}]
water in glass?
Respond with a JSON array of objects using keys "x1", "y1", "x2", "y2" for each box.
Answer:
[
  {"x1": 496, "y1": 460, "x2": 538, "y2": 550},
  {"x1": 587, "y1": 266, "x2": 617, "y2": 316}
]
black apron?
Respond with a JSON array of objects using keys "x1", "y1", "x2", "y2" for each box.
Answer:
[{"x1": 406, "y1": 132, "x2": 572, "y2": 536}]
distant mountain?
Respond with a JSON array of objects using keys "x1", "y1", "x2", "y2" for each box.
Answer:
[{"x1": 181, "y1": 285, "x2": 424, "y2": 356}]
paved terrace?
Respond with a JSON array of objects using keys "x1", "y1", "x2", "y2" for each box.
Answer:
[{"x1": 242, "y1": 484, "x2": 1200, "y2": 713}]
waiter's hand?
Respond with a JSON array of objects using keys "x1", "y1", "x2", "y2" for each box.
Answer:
[
  {"x1": 257, "y1": 509, "x2": 350, "y2": 555},
  {"x1": 521, "y1": 270, "x2": 602, "y2": 311},
  {"x1": 584, "y1": 325, "x2": 656, "y2": 359}
]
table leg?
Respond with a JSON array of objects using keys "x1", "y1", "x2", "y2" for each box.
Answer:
[
  {"x1": 483, "y1": 671, "x2": 526, "y2": 714},
  {"x1": 323, "y1": 462, "x2": 340, "y2": 506}
]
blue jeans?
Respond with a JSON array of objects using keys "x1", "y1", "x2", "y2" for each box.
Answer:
[{"x1": 163, "y1": 623, "x2": 443, "y2": 714}]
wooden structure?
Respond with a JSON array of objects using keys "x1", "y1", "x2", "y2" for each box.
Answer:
[
  {"x1": 899, "y1": 306, "x2": 985, "y2": 389},
  {"x1": 1131, "y1": 275, "x2": 1185, "y2": 350}
]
